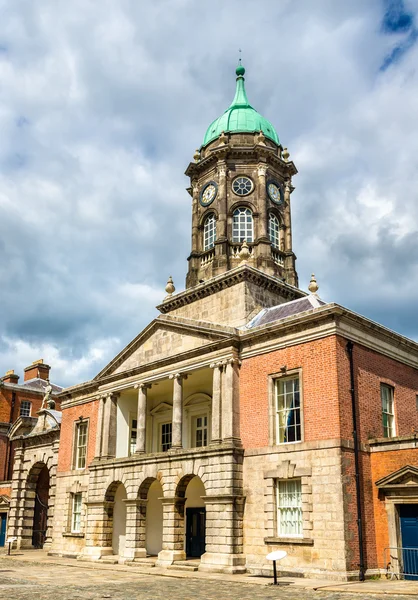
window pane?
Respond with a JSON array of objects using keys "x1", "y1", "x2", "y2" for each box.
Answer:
[
  {"x1": 20, "y1": 401, "x2": 31, "y2": 417},
  {"x1": 381, "y1": 385, "x2": 395, "y2": 437},
  {"x1": 72, "y1": 493, "x2": 82, "y2": 533},
  {"x1": 275, "y1": 377, "x2": 301, "y2": 443},
  {"x1": 203, "y1": 214, "x2": 217, "y2": 251},
  {"x1": 76, "y1": 422, "x2": 88, "y2": 469},
  {"x1": 161, "y1": 422, "x2": 172, "y2": 452},
  {"x1": 269, "y1": 213, "x2": 280, "y2": 248},
  {"x1": 193, "y1": 414, "x2": 208, "y2": 448},
  {"x1": 277, "y1": 479, "x2": 302, "y2": 537},
  {"x1": 232, "y1": 207, "x2": 253, "y2": 243}
]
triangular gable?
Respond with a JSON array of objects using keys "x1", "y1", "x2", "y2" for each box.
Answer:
[
  {"x1": 376, "y1": 465, "x2": 418, "y2": 488},
  {"x1": 96, "y1": 315, "x2": 237, "y2": 379},
  {"x1": 0, "y1": 495, "x2": 10, "y2": 505}
]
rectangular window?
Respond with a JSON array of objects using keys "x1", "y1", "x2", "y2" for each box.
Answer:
[
  {"x1": 71, "y1": 493, "x2": 82, "y2": 533},
  {"x1": 161, "y1": 422, "x2": 172, "y2": 452},
  {"x1": 75, "y1": 421, "x2": 88, "y2": 469},
  {"x1": 276, "y1": 479, "x2": 302, "y2": 537},
  {"x1": 194, "y1": 415, "x2": 208, "y2": 448},
  {"x1": 129, "y1": 418, "x2": 137, "y2": 456},
  {"x1": 381, "y1": 384, "x2": 395, "y2": 438},
  {"x1": 20, "y1": 401, "x2": 31, "y2": 417},
  {"x1": 275, "y1": 376, "x2": 301, "y2": 443}
]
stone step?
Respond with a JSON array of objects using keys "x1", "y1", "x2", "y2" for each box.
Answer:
[
  {"x1": 168, "y1": 560, "x2": 200, "y2": 572},
  {"x1": 101, "y1": 555, "x2": 119, "y2": 564},
  {"x1": 130, "y1": 558, "x2": 157, "y2": 567}
]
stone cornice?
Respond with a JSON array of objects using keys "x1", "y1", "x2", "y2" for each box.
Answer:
[{"x1": 157, "y1": 264, "x2": 305, "y2": 315}]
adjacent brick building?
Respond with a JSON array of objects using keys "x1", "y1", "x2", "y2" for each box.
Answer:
[
  {"x1": 0, "y1": 360, "x2": 62, "y2": 546},
  {"x1": 6, "y1": 63, "x2": 418, "y2": 580}
]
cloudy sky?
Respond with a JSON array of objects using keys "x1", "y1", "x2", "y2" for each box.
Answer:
[{"x1": 1, "y1": 0, "x2": 418, "y2": 387}]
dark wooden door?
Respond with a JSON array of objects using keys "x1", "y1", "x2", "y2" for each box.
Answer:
[
  {"x1": 32, "y1": 465, "x2": 50, "y2": 548},
  {"x1": 186, "y1": 507, "x2": 206, "y2": 558}
]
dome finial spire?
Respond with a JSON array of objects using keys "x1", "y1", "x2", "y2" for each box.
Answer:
[{"x1": 236, "y1": 48, "x2": 245, "y2": 77}]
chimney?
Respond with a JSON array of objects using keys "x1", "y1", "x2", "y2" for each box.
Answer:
[
  {"x1": 24, "y1": 359, "x2": 51, "y2": 382},
  {"x1": 2, "y1": 369, "x2": 20, "y2": 385}
]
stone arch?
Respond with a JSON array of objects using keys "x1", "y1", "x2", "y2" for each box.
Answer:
[
  {"x1": 228, "y1": 199, "x2": 257, "y2": 216},
  {"x1": 102, "y1": 480, "x2": 128, "y2": 556},
  {"x1": 198, "y1": 207, "x2": 219, "y2": 228},
  {"x1": 178, "y1": 475, "x2": 207, "y2": 558},
  {"x1": 138, "y1": 476, "x2": 157, "y2": 500},
  {"x1": 175, "y1": 473, "x2": 196, "y2": 499},
  {"x1": 24, "y1": 461, "x2": 51, "y2": 549}
]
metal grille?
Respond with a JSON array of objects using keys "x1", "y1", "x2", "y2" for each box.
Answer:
[{"x1": 385, "y1": 547, "x2": 418, "y2": 580}]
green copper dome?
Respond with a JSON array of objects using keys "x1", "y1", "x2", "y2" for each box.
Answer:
[{"x1": 202, "y1": 63, "x2": 280, "y2": 147}]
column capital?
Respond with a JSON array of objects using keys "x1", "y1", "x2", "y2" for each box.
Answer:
[
  {"x1": 209, "y1": 361, "x2": 224, "y2": 369},
  {"x1": 257, "y1": 163, "x2": 267, "y2": 177},
  {"x1": 226, "y1": 358, "x2": 241, "y2": 368},
  {"x1": 134, "y1": 382, "x2": 152, "y2": 391},
  {"x1": 169, "y1": 372, "x2": 188, "y2": 381},
  {"x1": 100, "y1": 391, "x2": 120, "y2": 401}
]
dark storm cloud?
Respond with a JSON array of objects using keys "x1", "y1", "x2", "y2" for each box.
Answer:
[
  {"x1": 380, "y1": 0, "x2": 418, "y2": 70},
  {"x1": 0, "y1": 0, "x2": 417, "y2": 386}
]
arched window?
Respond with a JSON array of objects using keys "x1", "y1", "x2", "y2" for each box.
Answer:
[
  {"x1": 269, "y1": 213, "x2": 280, "y2": 248},
  {"x1": 203, "y1": 213, "x2": 216, "y2": 251},
  {"x1": 232, "y1": 207, "x2": 253, "y2": 243}
]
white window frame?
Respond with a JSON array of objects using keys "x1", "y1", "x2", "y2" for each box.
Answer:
[
  {"x1": 276, "y1": 478, "x2": 303, "y2": 538},
  {"x1": 160, "y1": 421, "x2": 172, "y2": 452},
  {"x1": 129, "y1": 413, "x2": 137, "y2": 456},
  {"x1": 232, "y1": 207, "x2": 253, "y2": 243},
  {"x1": 75, "y1": 421, "x2": 88, "y2": 470},
  {"x1": 232, "y1": 176, "x2": 254, "y2": 196},
  {"x1": 71, "y1": 493, "x2": 82, "y2": 533},
  {"x1": 184, "y1": 393, "x2": 211, "y2": 449},
  {"x1": 268, "y1": 213, "x2": 280, "y2": 248},
  {"x1": 150, "y1": 402, "x2": 172, "y2": 453},
  {"x1": 274, "y1": 375, "x2": 302, "y2": 444},
  {"x1": 203, "y1": 213, "x2": 216, "y2": 251},
  {"x1": 20, "y1": 401, "x2": 31, "y2": 417},
  {"x1": 193, "y1": 414, "x2": 208, "y2": 448},
  {"x1": 381, "y1": 384, "x2": 396, "y2": 438}
]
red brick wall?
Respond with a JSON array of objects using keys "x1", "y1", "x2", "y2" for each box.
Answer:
[
  {"x1": 240, "y1": 335, "x2": 341, "y2": 448},
  {"x1": 57, "y1": 400, "x2": 99, "y2": 472},
  {"x1": 0, "y1": 387, "x2": 61, "y2": 424},
  {"x1": 370, "y1": 448, "x2": 418, "y2": 568},
  {"x1": 353, "y1": 345, "x2": 418, "y2": 442}
]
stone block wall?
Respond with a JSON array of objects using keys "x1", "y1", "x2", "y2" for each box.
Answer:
[{"x1": 243, "y1": 442, "x2": 349, "y2": 579}]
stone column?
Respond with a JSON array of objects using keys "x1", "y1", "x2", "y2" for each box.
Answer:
[
  {"x1": 221, "y1": 359, "x2": 241, "y2": 445},
  {"x1": 101, "y1": 393, "x2": 118, "y2": 459},
  {"x1": 82, "y1": 500, "x2": 114, "y2": 560},
  {"x1": 257, "y1": 163, "x2": 268, "y2": 240},
  {"x1": 94, "y1": 395, "x2": 105, "y2": 459},
  {"x1": 217, "y1": 160, "x2": 228, "y2": 240},
  {"x1": 170, "y1": 373, "x2": 187, "y2": 449},
  {"x1": 191, "y1": 180, "x2": 199, "y2": 252},
  {"x1": 134, "y1": 383, "x2": 151, "y2": 454},
  {"x1": 199, "y1": 494, "x2": 246, "y2": 574},
  {"x1": 284, "y1": 178, "x2": 292, "y2": 252},
  {"x1": 123, "y1": 498, "x2": 147, "y2": 560},
  {"x1": 210, "y1": 362, "x2": 222, "y2": 444},
  {"x1": 156, "y1": 496, "x2": 186, "y2": 566}
]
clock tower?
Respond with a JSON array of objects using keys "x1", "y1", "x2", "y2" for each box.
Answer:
[{"x1": 185, "y1": 63, "x2": 298, "y2": 289}]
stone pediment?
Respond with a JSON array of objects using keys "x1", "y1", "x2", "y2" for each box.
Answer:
[
  {"x1": 96, "y1": 315, "x2": 237, "y2": 379},
  {"x1": 0, "y1": 495, "x2": 10, "y2": 506},
  {"x1": 376, "y1": 465, "x2": 418, "y2": 489}
]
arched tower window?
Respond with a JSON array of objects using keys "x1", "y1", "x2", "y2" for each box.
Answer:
[
  {"x1": 232, "y1": 207, "x2": 253, "y2": 243},
  {"x1": 203, "y1": 213, "x2": 216, "y2": 251},
  {"x1": 268, "y1": 213, "x2": 280, "y2": 248}
]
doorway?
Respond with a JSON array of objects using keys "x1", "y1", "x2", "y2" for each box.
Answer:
[
  {"x1": 0, "y1": 513, "x2": 7, "y2": 547},
  {"x1": 186, "y1": 507, "x2": 206, "y2": 557},
  {"x1": 145, "y1": 480, "x2": 163, "y2": 556},
  {"x1": 32, "y1": 465, "x2": 49, "y2": 548},
  {"x1": 400, "y1": 504, "x2": 418, "y2": 580}
]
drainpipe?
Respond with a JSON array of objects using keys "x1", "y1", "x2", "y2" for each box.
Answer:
[{"x1": 346, "y1": 340, "x2": 365, "y2": 581}]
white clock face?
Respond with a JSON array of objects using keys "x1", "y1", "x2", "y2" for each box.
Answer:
[
  {"x1": 267, "y1": 182, "x2": 283, "y2": 204},
  {"x1": 202, "y1": 184, "x2": 216, "y2": 205}
]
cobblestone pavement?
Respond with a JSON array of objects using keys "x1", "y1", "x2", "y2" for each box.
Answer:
[{"x1": 0, "y1": 560, "x2": 416, "y2": 600}]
